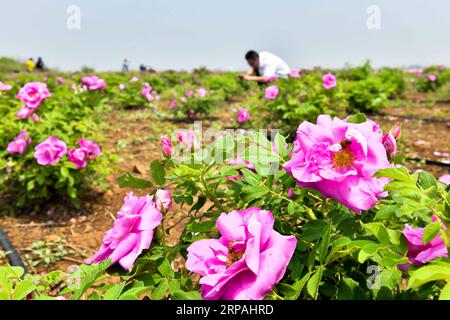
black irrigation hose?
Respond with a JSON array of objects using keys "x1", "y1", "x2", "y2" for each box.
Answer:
[
  {"x1": 379, "y1": 113, "x2": 450, "y2": 124},
  {"x1": 407, "y1": 157, "x2": 450, "y2": 168},
  {"x1": 0, "y1": 226, "x2": 28, "y2": 274}
]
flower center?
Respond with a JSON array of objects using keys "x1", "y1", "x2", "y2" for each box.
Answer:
[
  {"x1": 332, "y1": 140, "x2": 354, "y2": 169},
  {"x1": 226, "y1": 242, "x2": 244, "y2": 267}
]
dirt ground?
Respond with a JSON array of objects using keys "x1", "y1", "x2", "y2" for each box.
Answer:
[{"x1": 0, "y1": 94, "x2": 448, "y2": 274}]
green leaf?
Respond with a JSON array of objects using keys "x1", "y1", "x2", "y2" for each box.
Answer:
[
  {"x1": 118, "y1": 172, "x2": 152, "y2": 189},
  {"x1": 60, "y1": 166, "x2": 70, "y2": 178},
  {"x1": 346, "y1": 113, "x2": 367, "y2": 124},
  {"x1": 423, "y1": 221, "x2": 441, "y2": 244},
  {"x1": 419, "y1": 171, "x2": 437, "y2": 190},
  {"x1": 152, "y1": 279, "x2": 169, "y2": 300},
  {"x1": 69, "y1": 259, "x2": 112, "y2": 300},
  {"x1": 408, "y1": 264, "x2": 450, "y2": 289},
  {"x1": 157, "y1": 259, "x2": 174, "y2": 278},
  {"x1": 301, "y1": 220, "x2": 328, "y2": 242},
  {"x1": 361, "y1": 222, "x2": 400, "y2": 246},
  {"x1": 374, "y1": 167, "x2": 416, "y2": 183},
  {"x1": 186, "y1": 220, "x2": 216, "y2": 233},
  {"x1": 439, "y1": 282, "x2": 450, "y2": 300},
  {"x1": 150, "y1": 160, "x2": 166, "y2": 186},
  {"x1": 358, "y1": 243, "x2": 383, "y2": 263},
  {"x1": 306, "y1": 267, "x2": 323, "y2": 299},
  {"x1": 12, "y1": 279, "x2": 36, "y2": 300},
  {"x1": 171, "y1": 290, "x2": 202, "y2": 300},
  {"x1": 104, "y1": 283, "x2": 125, "y2": 300},
  {"x1": 318, "y1": 224, "x2": 331, "y2": 264}
]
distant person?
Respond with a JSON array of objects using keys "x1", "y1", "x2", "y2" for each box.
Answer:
[
  {"x1": 240, "y1": 50, "x2": 291, "y2": 82},
  {"x1": 139, "y1": 64, "x2": 146, "y2": 72},
  {"x1": 35, "y1": 57, "x2": 45, "y2": 71},
  {"x1": 122, "y1": 58, "x2": 130, "y2": 73},
  {"x1": 26, "y1": 58, "x2": 35, "y2": 72}
]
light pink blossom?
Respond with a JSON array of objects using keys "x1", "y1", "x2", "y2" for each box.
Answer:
[
  {"x1": 322, "y1": 73, "x2": 337, "y2": 89},
  {"x1": 177, "y1": 130, "x2": 200, "y2": 150},
  {"x1": 79, "y1": 138, "x2": 101, "y2": 159},
  {"x1": 237, "y1": 108, "x2": 250, "y2": 124},
  {"x1": 7, "y1": 131, "x2": 31, "y2": 155},
  {"x1": 17, "y1": 82, "x2": 51, "y2": 109},
  {"x1": 197, "y1": 88, "x2": 207, "y2": 98},
  {"x1": 161, "y1": 135, "x2": 171, "y2": 157},
  {"x1": 264, "y1": 85, "x2": 279, "y2": 100},
  {"x1": 289, "y1": 69, "x2": 301, "y2": 78},
  {"x1": 283, "y1": 115, "x2": 391, "y2": 213},
  {"x1": 34, "y1": 136, "x2": 67, "y2": 165},
  {"x1": 82, "y1": 75, "x2": 106, "y2": 91},
  {"x1": 186, "y1": 207, "x2": 297, "y2": 300},
  {"x1": 439, "y1": 174, "x2": 450, "y2": 185},
  {"x1": 154, "y1": 189, "x2": 172, "y2": 212},
  {"x1": 56, "y1": 77, "x2": 66, "y2": 84},
  {"x1": 85, "y1": 192, "x2": 163, "y2": 271},
  {"x1": 0, "y1": 82, "x2": 12, "y2": 91},
  {"x1": 68, "y1": 148, "x2": 88, "y2": 169},
  {"x1": 402, "y1": 218, "x2": 448, "y2": 267}
]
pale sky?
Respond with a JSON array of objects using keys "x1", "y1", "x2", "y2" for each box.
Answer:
[{"x1": 1, "y1": 0, "x2": 449, "y2": 71}]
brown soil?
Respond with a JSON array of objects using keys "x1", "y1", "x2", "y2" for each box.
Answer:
[{"x1": 0, "y1": 94, "x2": 448, "y2": 274}]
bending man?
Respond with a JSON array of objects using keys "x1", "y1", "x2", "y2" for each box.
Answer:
[{"x1": 240, "y1": 50, "x2": 291, "y2": 83}]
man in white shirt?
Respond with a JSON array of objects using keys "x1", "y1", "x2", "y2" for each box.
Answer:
[{"x1": 240, "y1": 50, "x2": 291, "y2": 82}]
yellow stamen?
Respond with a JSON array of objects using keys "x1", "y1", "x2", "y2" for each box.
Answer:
[{"x1": 226, "y1": 242, "x2": 244, "y2": 267}]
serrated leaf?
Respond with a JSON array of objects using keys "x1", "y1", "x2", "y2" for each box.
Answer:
[
  {"x1": 118, "y1": 172, "x2": 152, "y2": 189},
  {"x1": 150, "y1": 160, "x2": 166, "y2": 186},
  {"x1": 408, "y1": 264, "x2": 450, "y2": 289},
  {"x1": 422, "y1": 221, "x2": 441, "y2": 244},
  {"x1": 306, "y1": 267, "x2": 323, "y2": 299}
]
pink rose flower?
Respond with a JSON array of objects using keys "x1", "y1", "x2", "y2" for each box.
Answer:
[
  {"x1": 82, "y1": 75, "x2": 106, "y2": 91},
  {"x1": 85, "y1": 192, "x2": 163, "y2": 271},
  {"x1": 402, "y1": 218, "x2": 448, "y2": 267},
  {"x1": 237, "y1": 108, "x2": 250, "y2": 124},
  {"x1": 16, "y1": 106, "x2": 35, "y2": 119},
  {"x1": 160, "y1": 135, "x2": 171, "y2": 157},
  {"x1": 119, "y1": 84, "x2": 125, "y2": 91},
  {"x1": 17, "y1": 82, "x2": 51, "y2": 109},
  {"x1": 392, "y1": 124, "x2": 401, "y2": 139},
  {"x1": 141, "y1": 83, "x2": 153, "y2": 102},
  {"x1": 154, "y1": 189, "x2": 172, "y2": 212},
  {"x1": 169, "y1": 99, "x2": 177, "y2": 109},
  {"x1": 68, "y1": 148, "x2": 89, "y2": 169},
  {"x1": 226, "y1": 157, "x2": 255, "y2": 181},
  {"x1": 283, "y1": 115, "x2": 391, "y2": 213},
  {"x1": 31, "y1": 113, "x2": 42, "y2": 122},
  {"x1": 79, "y1": 138, "x2": 101, "y2": 159},
  {"x1": 56, "y1": 77, "x2": 66, "y2": 84},
  {"x1": 439, "y1": 174, "x2": 450, "y2": 185},
  {"x1": 264, "y1": 85, "x2": 279, "y2": 100},
  {"x1": 382, "y1": 133, "x2": 397, "y2": 157},
  {"x1": 289, "y1": 69, "x2": 301, "y2": 78},
  {"x1": 34, "y1": 136, "x2": 67, "y2": 165},
  {"x1": 0, "y1": 82, "x2": 12, "y2": 91},
  {"x1": 197, "y1": 88, "x2": 207, "y2": 98},
  {"x1": 263, "y1": 75, "x2": 279, "y2": 83},
  {"x1": 186, "y1": 207, "x2": 297, "y2": 300},
  {"x1": 129, "y1": 76, "x2": 139, "y2": 83},
  {"x1": 177, "y1": 130, "x2": 200, "y2": 150},
  {"x1": 322, "y1": 73, "x2": 337, "y2": 89},
  {"x1": 185, "y1": 89, "x2": 194, "y2": 97},
  {"x1": 7, "y1": 131, "x2": 31, "y2": 155},
  {"x1": 428, "y1": 74, "x2": 437, "y2": 82}
]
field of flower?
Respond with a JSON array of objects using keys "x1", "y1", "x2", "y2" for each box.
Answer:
[{"x1": 0, "y1": 60, "x2": 449, "y2": 300}]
